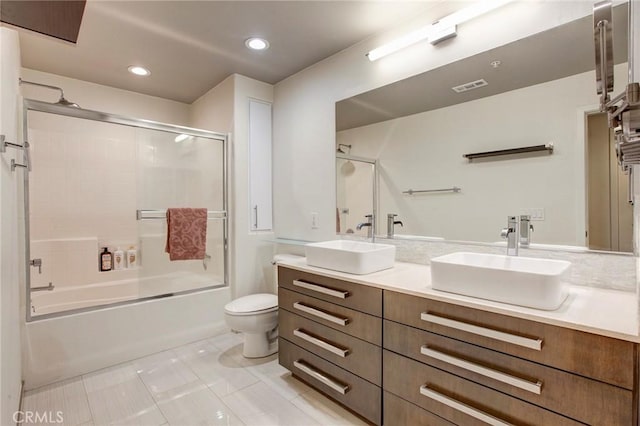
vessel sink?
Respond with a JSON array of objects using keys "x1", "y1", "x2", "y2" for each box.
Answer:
[
  {"x1": 305, "y1": 240, "x2": 396, "y2": 275},
  {"x1": 430, "y1": 252, "x2": 571, "y2": 310}
]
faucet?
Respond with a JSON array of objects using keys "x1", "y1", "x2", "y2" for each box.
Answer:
[
  {"x1": 519, "y1": 215, "x2": 534, "y2": 247},
  {"x1": 500, "y1": 216, "x2": 519, "y2": 256},
  {"x1": 387, "y1": 214, "x2": 403, "y2": 238},
  {"x1": 356, "y1": 214, "x2": 375, "y2": 240}
]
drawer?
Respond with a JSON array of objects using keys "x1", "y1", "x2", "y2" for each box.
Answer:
[
  {"x1": 279, "y1": 266, "x2": 382, "y2": 316},
  {"x1": 279, "y1": 338, "x2": 381, "y2": 425},
  {"x1": 384, "y1": 290, "x2": 635, "y2": 389},
  {"x1": 280, "y1": 309, "x2": 381, "y2": 385},
  {"x1": 383, "y1": 350, "x2": 582, "y2": 426},
  {"x1": 383, "y1": 391, "x2": 454, "y2": 426},
  {"x1": 384, "y1": 320, "x2": 633, "y2": 425},
  {"x1": 279, "y1": 287, "x2": 382, "y2": 345}
]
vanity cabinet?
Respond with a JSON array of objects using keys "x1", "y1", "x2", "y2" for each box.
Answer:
[
  {"x1": 277, "y1": 265, "x2": 638, "y2": 426},
  {"x1": 277, "y1": 266, "x2": 383, "y2": 425},
  {"x1": 384, "y1": 290, "x2": 637, "y2": 426}
]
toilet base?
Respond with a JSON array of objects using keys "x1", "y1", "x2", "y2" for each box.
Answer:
[{"x1": 243, "y1": 330, "x2": 279, "y2": 358}]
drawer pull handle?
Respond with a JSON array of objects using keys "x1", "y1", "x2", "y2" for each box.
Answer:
[
  {"x1": 420, "y1": 385, "x2": 513, "y2": 426},
  {"x1": 293, "y1": 302, "x2": 349, "y2": 326},
  {"x1": 293, "y1": 329, "x2": 350, "y2": 357},
  {"x1": 293, "y1": 279, "x2": 350, "y2": 299},
  {"x1": 421, "y1": 312, "x2": 542, "y2": 351},
  {"x1": 293, "y1": 360, "x2": 350, "y2": 395},
  {"x1": 421, "y1": 346, "x2": 542, "y2": 395}
]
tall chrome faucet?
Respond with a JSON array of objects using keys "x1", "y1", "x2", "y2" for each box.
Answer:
[
  {"x1": 519, "y1": 215, "x2": 534, "y2": 247},
  {"x1": 500, "y1": 216, "x2": 519, "y2": 256},
  {"x1": 356, "y1": 214, "x2": 375, "y2": 240},
  {"x1": 387, "y1": 214, "x2": 403, "y2": 238}
]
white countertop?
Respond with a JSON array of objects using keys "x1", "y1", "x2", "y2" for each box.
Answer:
[{"x1": 278, "y1": 258, "x2": 640, "y2": 343}]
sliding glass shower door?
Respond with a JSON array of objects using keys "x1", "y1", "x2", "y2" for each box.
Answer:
[{"x1": 23, "y1": 101, "x2": 228, "y2": 320}]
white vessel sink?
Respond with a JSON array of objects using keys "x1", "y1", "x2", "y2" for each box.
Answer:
[
  {"x1": 430, "y1": 252, "x2": 571, "y2": 310},
  {"x1": 305, "y1": 240, "x2": 396, "y2": 275}
]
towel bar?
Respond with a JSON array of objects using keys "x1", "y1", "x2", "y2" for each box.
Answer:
[{"x1": 136, "y1": 209, "x2": 227, "y2": 220}]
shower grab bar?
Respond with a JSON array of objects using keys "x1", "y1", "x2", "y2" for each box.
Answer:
[
  {"x1": 11, "y1": 160, "x2": 28, "y2": 172},
  {"x1": 0, "y1": 134, "x2": 28, "y2": 153},
  {"x1": 136, "y1": 209, "x2": 227, "y2": 220},
  {"x1": 403, "y1": 187, "x2": 461, "y2": 195}
]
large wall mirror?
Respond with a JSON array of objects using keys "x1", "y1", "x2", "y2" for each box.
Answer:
[{"x1": 335, "y1": 5, "x2": 632, "y2": 252}]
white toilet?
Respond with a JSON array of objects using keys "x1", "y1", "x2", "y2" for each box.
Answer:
[{"x1": 224, "y1": 254, "x2": 301, "y2": 358}]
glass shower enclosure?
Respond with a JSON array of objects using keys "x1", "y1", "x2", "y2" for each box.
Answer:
[{"x1": 20, "y1": 99, "x2": 228, "y2": 321}]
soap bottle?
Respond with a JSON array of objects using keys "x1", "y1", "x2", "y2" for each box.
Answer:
[
  {"x1": 100, "y1": 247, "x2": 112, "y2": 272},
  {"x1": 127, "y1": 246, "x2": 138, "y2": 269},
  {"x1": 113, "y1": 247, "x2": 124, "y2": 270}
]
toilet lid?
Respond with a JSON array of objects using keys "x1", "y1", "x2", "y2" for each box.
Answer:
[{"x1": 225, "y1": 293, "x2": 278, "y2": 315}]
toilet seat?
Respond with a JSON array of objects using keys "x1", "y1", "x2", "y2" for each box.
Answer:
[{"x1": 224, "y1": 293, "x2": 278, "y2": 316}]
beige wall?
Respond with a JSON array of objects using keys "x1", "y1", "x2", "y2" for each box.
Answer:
[{"x1": 188, "y1": 74, "x2": 277, "y2": 298}]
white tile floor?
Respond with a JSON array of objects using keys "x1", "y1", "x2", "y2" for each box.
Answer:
[{"x1": 21, "y1": 332, "x2": 370, "y2": 426}]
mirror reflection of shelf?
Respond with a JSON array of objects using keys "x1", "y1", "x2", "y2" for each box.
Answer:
[{"x1": 463, "y1": 143, "x2": 553, "y2": 161}]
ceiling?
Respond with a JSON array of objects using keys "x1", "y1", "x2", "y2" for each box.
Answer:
[
  {"x1": 13, "y1": 0, "x2": 439, "y2": 104},
  {"x1": 336, "y1": 4, "x2": 628, "y2": 131}
]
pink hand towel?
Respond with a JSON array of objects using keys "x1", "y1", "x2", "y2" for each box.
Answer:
[{"x1": 165, "y1": 208, "x2": 208, "y2": 261}]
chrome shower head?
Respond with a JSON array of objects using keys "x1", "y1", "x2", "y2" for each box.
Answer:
[
  {"x1": 55, "y1": 96, "x2": 80, "y2": 108},
  {"x1": 337, "y1": 143, "x2": 352, "y2": 154},
  {"x1": 19, "y1": 78, "x2": 81, "y2": 108}
]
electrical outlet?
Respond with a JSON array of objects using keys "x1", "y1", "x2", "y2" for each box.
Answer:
[{"x1": 311, "y1": 212, "x2": 319, "y2": 229}]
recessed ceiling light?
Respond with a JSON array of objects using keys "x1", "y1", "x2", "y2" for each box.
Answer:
[
  {"x1": 245, "y1": 37, "x2": 269, "y2": 51},
  {"x1": 128, "y1": 65, "x2": 151, "y2": 76}
]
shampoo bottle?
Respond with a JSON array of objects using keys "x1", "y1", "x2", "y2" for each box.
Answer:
[
  {"x1": 100, "y1": 247, "x2": 112, "y2": 272},
  {"x1": 113, "y1": 247, "x2": 124, "y2": 270},
  {"x1": 127, "y1": 246, "x2": 138, "y2": 268}
]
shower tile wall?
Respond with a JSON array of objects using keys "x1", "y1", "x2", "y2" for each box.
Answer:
[
  {"x1": 29, "y1": 113, "x2": 139, "y2": 293},
  {"x1": 26, "y1": 111, "x2": 225, "y2": 313}
]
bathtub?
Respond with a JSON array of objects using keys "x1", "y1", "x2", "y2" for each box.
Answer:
[
  {"x1": 30, "y1": 271, "x2": 221, "y2": 316},
  {"x1": 23, "y1": 284, "x2": 231, "y2": 389}
]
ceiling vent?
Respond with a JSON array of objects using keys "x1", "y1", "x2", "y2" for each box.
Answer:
[{"x1": 452, "y1": 79, "x2": 488, "y2": 93}]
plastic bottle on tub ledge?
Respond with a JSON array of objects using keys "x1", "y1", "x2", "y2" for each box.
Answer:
[
  {"x1": 127, "y1": 246, "x2": 138, "y2": 269},
  {"x1": 113, "y1": 247, "x2": 125, "y2": 270}
]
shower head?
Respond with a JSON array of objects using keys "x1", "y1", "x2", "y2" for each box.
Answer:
[
  {"x1": 55, "y1": 96, "x2": 81, "y2": 108},
  {"x1": 19, "y1": 78, "x2": 81, "y2": 108},
  {"x1": 337, "y1": 144, "x2": 352, "y2": 154}
]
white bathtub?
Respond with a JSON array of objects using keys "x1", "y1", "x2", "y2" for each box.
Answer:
[
  {"x1": 23, "y1": 285, "x2": 230, "y2": 389},
  {"x1": 30, "y1": 271, "x2": 221, "y2": 316}
]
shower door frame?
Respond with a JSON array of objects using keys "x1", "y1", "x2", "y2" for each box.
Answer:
[
  {"x1": 22, "y1": 98, "x2": 230, "y2": 322},
  {"x1": 335, "y1": 153, "x2": 379, "y2": 238}
]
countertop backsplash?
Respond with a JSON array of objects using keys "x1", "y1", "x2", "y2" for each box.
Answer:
[{"x1": 342, "y1": 235, "x2": 638, "y2": 292}]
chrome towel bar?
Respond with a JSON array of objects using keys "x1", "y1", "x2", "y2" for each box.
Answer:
[
  {"x1": 136, "y1": 209, "x2": 227, "y2": 220},
  {"x1": 403, "y1": 187, "x2": 461, "y2": 195}
]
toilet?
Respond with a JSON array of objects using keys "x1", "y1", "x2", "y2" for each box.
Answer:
[{"x1": 224, "y1": 254, "x2": 301, "y2": 358}]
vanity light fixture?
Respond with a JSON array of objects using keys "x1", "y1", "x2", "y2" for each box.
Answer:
[
  {"x1": 367, "y1": 0, "x2": 513, "y2": 61},
  {"x1": 128, "y1": 65, "x2": 151, "y2": 76},
  {"x1": 245, "y1": 37, "x2": 269, "y2": 51}
]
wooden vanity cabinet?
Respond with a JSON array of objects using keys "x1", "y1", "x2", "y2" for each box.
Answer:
[
  {"x1": 277, "y1": 266, "x2": 639, "y2": 426},
  {"x1": 277, "y1": 266, "x2": 383, "y2": 425},
  {"x1": 383, "y1": 290, "x2": 638, "y2": 426}
]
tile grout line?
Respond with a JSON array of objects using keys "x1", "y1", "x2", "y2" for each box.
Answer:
[{"x1": 79, "y1": 376, "x2": 95, "y2": 426}]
